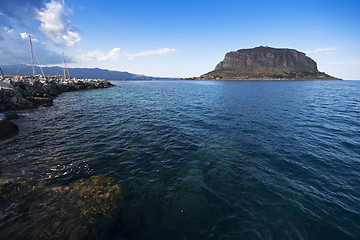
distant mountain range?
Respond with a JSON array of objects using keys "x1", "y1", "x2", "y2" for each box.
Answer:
[{"x1": 1, "y1": 64, "x2": 175, "y2": 80}]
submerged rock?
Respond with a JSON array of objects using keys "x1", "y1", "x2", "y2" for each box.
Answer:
[
  {"x1": 28, "y1": 176, "x2": 124, "y2": 239},
  {"x1": 0, "y1": 176, "x2": 33, "y2": 200},
  {"x1": 0, "y1": 120, "x2": 19, "y2": 141},
  {"x1": 50, "y1": 175, "x2": 123, "y2": 215},
  {"x1": 0, "y1": 175, "x2": 124, "y2": 240}
]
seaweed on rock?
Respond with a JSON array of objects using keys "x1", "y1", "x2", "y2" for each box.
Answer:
[{"x1": 0, "y1": 175, "x2": 124, "y2": 240}]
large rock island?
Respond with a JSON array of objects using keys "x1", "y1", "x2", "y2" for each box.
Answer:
[{"x1": 195, "y1": 46, "x2": 340, "y2": 80}]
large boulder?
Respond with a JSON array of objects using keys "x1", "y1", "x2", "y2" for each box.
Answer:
[
  {"x1": 0, "y1": 86, "x2": 34, "y2": 111},
  {"x1": 0, "y1": 120, "x2": 19, "y2": 141}
]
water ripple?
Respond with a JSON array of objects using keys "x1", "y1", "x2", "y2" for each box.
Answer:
[{"x1": 1, "y1": 80, "x2": 360, "y2": 239}]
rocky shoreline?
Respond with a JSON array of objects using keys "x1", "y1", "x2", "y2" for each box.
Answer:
[{"x1": 0, "y1": 77, "x2": 114, "y2": 141}]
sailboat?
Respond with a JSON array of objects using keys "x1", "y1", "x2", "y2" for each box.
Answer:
[
  {"x1": 62, "y1": 52, "x2": 70, "y2": 81},
  {"x1": 0, "y1": 67, "x2": 4, "y2": 79},
  {"x1": 28, "y1": 35, "x2": 45, "y2": 80}
]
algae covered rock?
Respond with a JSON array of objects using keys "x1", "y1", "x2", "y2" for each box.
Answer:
[
  {"x1": 0, "y1": 175, "x2": 124, "y2": 240},
  {"x1": 29, "y1": 176, "x2": 124, "y2": 239},
  {"x1": 51, "y1": 175, "x2": 123, "y2": 215}
]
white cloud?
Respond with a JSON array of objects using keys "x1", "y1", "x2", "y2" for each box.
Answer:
[
  {"x1": 126, "y1": 48, "x2": 179, "y2": 60},
  {"x1": 3, "y1": 27, "x2": 14, "y2": 34},
  {"x1": 77, "y1": 47, "x2": 179, "y2": 62},
  {"x1": 20, "y1": 32, "x2": 29, "y2": 39},
  {"x1": 76, "y1": 48, "x2": 122, "y2": 62},
  {"x1": 20, "y1": 32, "x2": 39, "y2": 42},
  {"x1": 305, "y1": 47, "x2": 339, "y2": 55},
  {"x1": 0, "y1": 27, "x2": 65, "y2": 65},
  {"x1": 37, "y1": 0, "x2": 81, "y2": 47}
]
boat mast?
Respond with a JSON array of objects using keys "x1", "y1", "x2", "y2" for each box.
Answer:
[
  {"x1": 34, "y1": 49, "x2": 46, "y2": 79},
  {"x1": 29, "y1": 35, "x2": 36, "y2": 77},
  {"x1": 62, "y1": 53, "x2": 66, "y2": 80},
  {"x1": 62, "y1": 52, "x2": 70, "y2": 79},
  {"x1": 0, "y1": 67, "x2": 4, "y2": 79}
]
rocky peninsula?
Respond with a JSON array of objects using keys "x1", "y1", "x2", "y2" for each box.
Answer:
[
  {"x1": 0, "y1": 77, "x2": 113, "y2": 141},
  {"x1": 192, "y1": 46, "x2": 340, "y2": 80}
]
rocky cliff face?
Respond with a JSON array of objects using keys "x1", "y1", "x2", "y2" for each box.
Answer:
[
  {"x1": 195, "y1": 46, "x2": 339, "y2": 80},
  {"x1": 215, "y1": 46, "x2": 318, "y2": 72}
]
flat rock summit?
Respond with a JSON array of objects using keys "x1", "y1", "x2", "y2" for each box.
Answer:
[{"x1": 197, "y1": 46, "x2": 340, "y2": 80}]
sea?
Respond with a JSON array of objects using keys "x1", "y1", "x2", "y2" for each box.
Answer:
[{"x1": 1, "y1": 80, "x2": 360, "y2": 239}]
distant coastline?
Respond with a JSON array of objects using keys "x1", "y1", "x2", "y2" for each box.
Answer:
[{"x1": 0, "y1": 65, "x2": 177, "y2": 81}]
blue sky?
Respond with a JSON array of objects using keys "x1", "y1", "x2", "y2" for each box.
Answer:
[{"x1": 0, "y1": 0, "x2": 360, "y2": 79}]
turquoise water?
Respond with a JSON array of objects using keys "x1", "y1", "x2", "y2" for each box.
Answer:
[{"x1": 1, "y1": 80, "x2": 360, "y2": 239}]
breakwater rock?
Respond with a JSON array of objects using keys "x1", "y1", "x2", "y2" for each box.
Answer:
[{"x1": 0, "y1": 77, "x2": 114, "y2": 111}]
